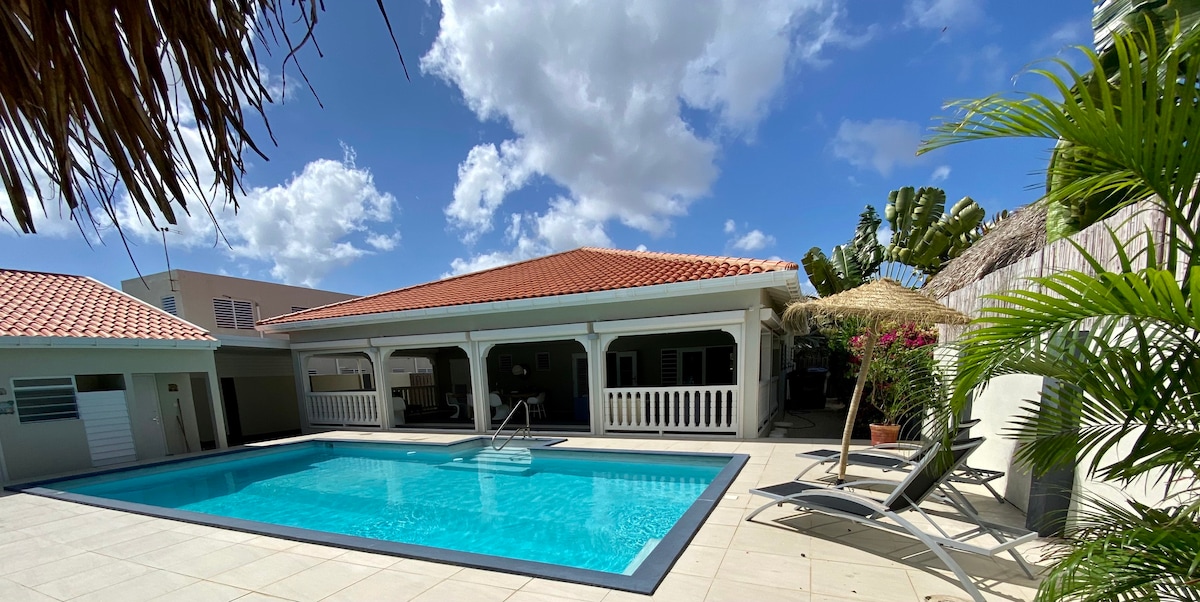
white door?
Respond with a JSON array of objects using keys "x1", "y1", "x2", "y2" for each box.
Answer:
[{"x1": 130, "y1": 375, "x2": 168, "y2": 459}]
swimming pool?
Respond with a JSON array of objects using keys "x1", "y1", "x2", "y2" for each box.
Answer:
[{"x1": 13, "y1": 438, "x2": 746, "y2": 593}]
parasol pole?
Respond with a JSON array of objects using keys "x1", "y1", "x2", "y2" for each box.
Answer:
[{"x1": 837, "y1": 328, "x2": 877, "y2": 484}]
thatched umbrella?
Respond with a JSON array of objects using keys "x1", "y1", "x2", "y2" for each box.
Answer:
[{"x1": 783, "y1": 278, "x2": 970, "y2": 483}]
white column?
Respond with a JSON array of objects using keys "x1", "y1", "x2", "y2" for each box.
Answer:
[
  {"x1": 366, "y1": 348, "x2": 389, "y2": 429},
  {"x1": 202, "y1": 354, "x2": 229, "y2": 448},
  {"x1": 595, "y1": 334, "x2": 620, "y2": 435},
  {"x1": 294, "y1": 352, "x2": 312, "y2": 433},
  {"x1": 736, "y1": 308, "x2": 760, "y2": 438},
  {"x1": 468, "y1": 341, "x2": 494, "y2": 433},
  {"x1": 575, "y1": 334, "x2": 603, "y2": 435}
]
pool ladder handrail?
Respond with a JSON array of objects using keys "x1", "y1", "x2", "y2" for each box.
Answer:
[{"x1": 491, "y1": 400, "x2": 532, "y2": 451}]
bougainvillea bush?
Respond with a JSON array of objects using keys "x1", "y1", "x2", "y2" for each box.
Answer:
[{"x1": 849, "y1": 322, "x2": 940, "y2": 425}]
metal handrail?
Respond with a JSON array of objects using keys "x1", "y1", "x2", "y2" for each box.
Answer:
[{"x1": 491, "y1": 400, "x2": 531, "y2": 451}]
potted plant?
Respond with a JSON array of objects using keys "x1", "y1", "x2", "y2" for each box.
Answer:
[{"x1": 850, "y1": 323, "x2": 940, "y2": 445}]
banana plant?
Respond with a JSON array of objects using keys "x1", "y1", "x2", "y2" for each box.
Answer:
[
  {"x1": 802, "y1": 206, "x2": 884, "y2": 296},
  {"x1": 883, "y1": 186, "x2": 985, "y2": 279}
]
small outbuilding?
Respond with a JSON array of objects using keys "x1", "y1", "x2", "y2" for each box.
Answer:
[{"x1": 0, "y1": 269, "x2": 224, "y2": 482}]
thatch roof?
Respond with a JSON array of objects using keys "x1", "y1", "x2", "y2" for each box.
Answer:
[
  {"x1": 782, "y1": 278, "x2": 969, "y2": 333},
  {"x1": 923, "y1": 202, "x2": 1047, "y2": 299}
]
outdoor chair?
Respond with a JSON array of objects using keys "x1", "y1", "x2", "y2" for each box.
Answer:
[
  {"x1": 526, "y1": 392, "x2": 547, "y2": 419},
  {"x1": 489, "y1": 392, "x2": 511, "y2": 421},
  {"x1": 793, "y1": 419, "x2": 1007, "y2": 504},
  {"x1": 747, "y1": 437, "x2": 1037, "y2": 602}
]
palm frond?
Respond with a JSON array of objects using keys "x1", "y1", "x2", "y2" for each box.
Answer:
[
  {"x1": 1035, "y1": 496, "x2": 1200, "y2": 602},
  {"x1": 0, "y1": 1, "x2": 404, "y2": 242}
]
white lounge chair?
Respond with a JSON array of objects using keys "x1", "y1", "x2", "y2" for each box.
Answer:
[{"x1": 747, "y1": 437, "x2": 1036, "y2": 602}]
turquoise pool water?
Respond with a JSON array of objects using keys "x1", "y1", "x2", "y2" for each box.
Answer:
[{"x1": 51, "y1": 441, "x2": 732, "y2": 575}]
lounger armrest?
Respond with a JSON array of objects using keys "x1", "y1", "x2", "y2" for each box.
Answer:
[{"x1": 869, "y1": 442, "x2": 922, "y2": 452}]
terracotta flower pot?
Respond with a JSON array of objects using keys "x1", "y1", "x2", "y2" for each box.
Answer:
[{"x1": 869, "y1": 423, "x2": 901, "y2": 446}]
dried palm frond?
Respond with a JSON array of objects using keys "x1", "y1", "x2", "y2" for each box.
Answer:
[{"x1": 0, "y1": 0, "x2": 405, "y2": 243}]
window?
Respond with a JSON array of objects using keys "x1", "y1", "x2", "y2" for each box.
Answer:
[
  {"x1": 498, "y1": 354, "x2": 513, "y2": 373},
  {"x1": 161, "y1": 296, "x2": 178, "y2": 316},
  {"x1": 535, "y1": 352, "x2": 551, "y2": 371},
  {"x1": 13, "y1": 377, "x2": 79, "y2": 423},
  {"x1": 213, "y1": 298, "x2": 256, "y2": 329},
  {"x1": 291, "y1": 306, "x2": 309, "y2": 313}
]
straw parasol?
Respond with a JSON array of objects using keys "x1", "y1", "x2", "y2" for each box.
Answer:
[{"x1": 783, "y1": 278, "x2": 970, "y2": 483}]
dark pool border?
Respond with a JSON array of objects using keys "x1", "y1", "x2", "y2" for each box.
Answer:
[{"x1": 6, "y1": 437, "x2": 748, "y2": 595}]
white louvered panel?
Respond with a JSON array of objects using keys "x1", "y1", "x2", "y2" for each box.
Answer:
[
  {"x1": 213, "y1": 298, "x2": 237, "y2": 329},
  {"x1": 76, "y1": 391, "x2": 136, "y2": 466},
  {"x1": 233, "y1": 300, "x2": 255, "y2": 328}
]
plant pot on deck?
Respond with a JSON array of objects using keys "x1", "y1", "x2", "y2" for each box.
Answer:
[{"x1": 869, "y1": 423, "x2": 901, "y2": 446}]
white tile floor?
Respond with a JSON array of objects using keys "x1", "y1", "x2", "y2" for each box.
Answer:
[{"x1": 0, "y1": 433, "x2": 1045, "y2": 601}]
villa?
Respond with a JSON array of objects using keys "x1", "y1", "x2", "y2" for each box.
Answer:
[{"x1": 258, "y1": 247, "x2": 801, "y2": 440}]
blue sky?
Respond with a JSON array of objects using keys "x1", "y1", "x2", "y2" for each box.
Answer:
[{"x1": 1, "y1": 0, "x2": 1095, "y2": 297}]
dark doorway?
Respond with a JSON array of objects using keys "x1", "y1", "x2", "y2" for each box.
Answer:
[{"x1": 220, "y1": 377, "x2": 244, "y2": 446}]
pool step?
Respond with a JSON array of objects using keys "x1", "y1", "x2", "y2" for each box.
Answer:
[{"x1": 438, "y1": 448, "x2": 535, "y2": 476}]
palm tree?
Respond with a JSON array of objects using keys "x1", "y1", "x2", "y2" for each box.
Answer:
[
  {"x1": 920, "y1": 20, "x2": 1200, "y2": 602},
  {"x1": 0, "y1": 1, "x2": 405, "y2": 244}
]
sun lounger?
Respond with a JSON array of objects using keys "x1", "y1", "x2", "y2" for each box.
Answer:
[
  {"x1": 793, "y1": 419, "x2": 1007, "y2": 504},
  {"x1": 748, "y1": 437, "x2": 1036, "y2": 602}
]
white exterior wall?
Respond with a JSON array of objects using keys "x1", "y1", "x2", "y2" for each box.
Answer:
[{"x1": 0, "y1": 346, "x2": 221, "y2": 482}]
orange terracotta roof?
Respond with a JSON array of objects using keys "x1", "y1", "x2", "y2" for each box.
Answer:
[
  {"x1": 0, "y1": 269, "x2": 216, "y2": 342},
  {"x1": 262, "y1": 247, "x2": 799, "y2": 326}
]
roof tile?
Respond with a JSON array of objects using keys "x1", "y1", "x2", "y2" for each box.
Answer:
[
  {"x1": 0, "y1": 269, "x2": 215, "y2": 341},
  {"x1": 262, "y1": 247, "x2": 797, "y2": 326}
]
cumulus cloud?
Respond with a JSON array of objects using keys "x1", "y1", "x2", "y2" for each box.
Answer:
[
  {"x1": 904, "y1": 0, "x2": 984, "y2": 30},
  {"x1": 425, "y1": 0, "x2": 865, "y2": 270},
  {"x1": 724, "y1": 219, "x2": 776, "y2": 253},
  {"x1": 930, "y1": 165, "x2": 951, "y2": 183},
  {"x1": 831, "y1": 118, "x2": 923, "y2": 176},
  {"x1": 732, "y1": 230, "x2": 776, "y2": 252},
  {"x1": 118, "y1": 143, "x2": 398, "y2": 287}
]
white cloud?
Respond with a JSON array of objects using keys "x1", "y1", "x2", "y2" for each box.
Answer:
[
  {"x1": 731, "y1": 229, "x2": 776, "y2": 252},
  {"x1": 877, "y1": 225, "x2": 893, "y2": 247},
  {"x1": 425, "y1": 0, "x2": 865, "y2": 270},
  {"x1": 831, "y1": 118, "x2": 923, "y2": 176},
  {"x1": 930, "y1": 165, "x2": 951, "y2": 183},
  {"x1": 635, "y1": 244, "x2": 648, "y2": 252},
  {"x1": 904, "y1": 0, "x2": 984, "y2": 30},
  {"x1": 724, "y1": 219, "x2": 737, "y2": 234},
  {"x1": 1040, "y1": 19, "x2": 1092, "y2": 53},
  {"x1": 118, "y1": 143, "x2": 398, "y2": 287},
  {"x1": 366, "y1": 231, "x2": 401, "y2": 251},
  {"x1": 445, "y1": 141, "x2": 530, "y2": 243}
]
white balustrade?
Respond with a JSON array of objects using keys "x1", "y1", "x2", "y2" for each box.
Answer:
[
  {"x1": 603, "y1": 386, "x2": 738, "y2": 434},
  {"x1": 306, "y1": 392, "x2": 381, "y2": 426}
]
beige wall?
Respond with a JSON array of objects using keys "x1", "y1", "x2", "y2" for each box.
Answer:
[
  {"x1": 0, "y1": 347, "x2": 217, "y2": 482},
  {"x1": 121, "y1": 270, "x2": 355, "y2": 339}
]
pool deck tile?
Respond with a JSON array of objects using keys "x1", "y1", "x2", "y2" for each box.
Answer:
[{"x1": 1, "y1": 432, "x2": 1045, "y2": 602}]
